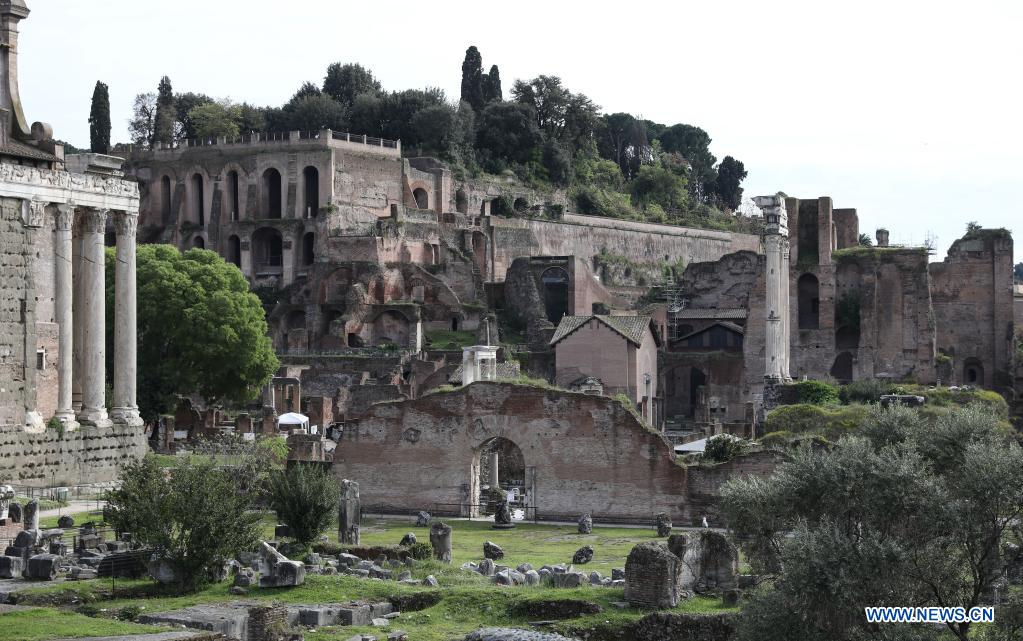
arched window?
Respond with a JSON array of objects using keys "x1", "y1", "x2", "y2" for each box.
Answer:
[
  {"x1": 227, "y1": 234, "x2": 241, "y2": 267},
  {"x1": 160, "y1": 175, "x2": 171, "y2": 220},
  {"x1": 513, "y1": 197, "x2": 528, "y2": 213},
  {"x1": 252, "y1": 227, "x2": 284, "y2": 274},
  {"x1": 541, "y1": 267, "x2": 570, "y2": 323},
  {"x1": 963, "y1": 358, "x2": 984, "y2": 386},
  {"x1": 302, "y1": 232, "x2": 315, "y2": 266},
  {"x1": 191, "y1": 173, "x2": 205, "y2": 226},
  {"x1": 227, "y1": 170, "x2": 240, "y2": 221},
  {"x1": 830, "y1": 352, "x2": 854, "y2": 382},
  {"x1": 303, "y1": 166, "x2": 319, "y2": 218},
  {"x1": 193, "y1": 236, "x2": 205, "y2": 250},
  {"x1": 455, "y1": 188, "x2": 468, "y2": 214},
  {"x1": 798, "y1": 273, "x2": 821, "y2": 329},
  {"x1": 413, "y1": 187, "x2": 429, "y2": 210},
  {"x1": 262, "y1": 168, "x2": 282, "y2": 219}
]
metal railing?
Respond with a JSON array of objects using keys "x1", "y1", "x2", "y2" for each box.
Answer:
[{"x1": 429, "y1": 502, "x2": 539, "y2": 523}]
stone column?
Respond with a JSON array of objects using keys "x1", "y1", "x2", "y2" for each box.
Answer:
[
  {"x1": 71, "y1": 213, "x2": 83, "y2": 411},
  {"x1": 53, "y1": 204, "x2": 77, "y2": 426},
  {"x1": 77, "y1": 208, "x2": 111, "y2": 427},
  {"x1": 754, "y1": 194, "x2": 791, "y2": 384},
  {"x1": 489, "y1": 451, "x2": 500, "y2": 487},
  {"x1": 111, "y1": 211, "x2": 142, "y2": 426}
]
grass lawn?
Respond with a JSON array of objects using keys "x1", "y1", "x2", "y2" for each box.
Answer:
[
  {"x1": 424, "y1": 329, "x2": 477, "y2": 350},
  {"x1": 9, "y1": 517, "x2": 735, "y2": 641},
  {"x1": 0, "y1": 608, "x2": 162, "y2": 641}
]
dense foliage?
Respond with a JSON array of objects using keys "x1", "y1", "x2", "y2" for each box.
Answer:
[
  {"x1": 105, "y1": 456, "x2": 262, "y2": 592},
  {"x1": 724, "y1": 405, "x2": 1023, "y2": 641},
  {"x1": 788, "y1": 380, "x2": 840, "y2": 405},
  {"x1": 88, "y1": 81, "x2": 110, "y2": 153},
  {"x1": 104, "y1": 245, "x2": 278, "y2": 422},
  {"x1": 128, "y1": 44, "x2": 751, "y2": 229},
  {"x1": 703, "y1": 433, "x2": 748, "y2": 462},
  {"x1": 268, "y1": 463, "x2": 340, "y2": 546}
]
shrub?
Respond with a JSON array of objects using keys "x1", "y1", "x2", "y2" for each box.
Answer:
[
  {"x1": 268, "y1": 464, "x2": 340, "y2": 546},
  {"x1": 407, "y1": 541, "x2": 432, "y2": 560},
  {"x1": 765, "y1": 403, "x2": 870, "y2": 440},
  {"x1": 116, "y1": 605, "x2": 142, "y2": 621},
  {"x1": 703, "y1": 434, "x2": 748, "y2": 462},
  {"x1": 840, "y1": 379, "x2": 894, "y2": 405},
  {"x1": 788, "y1": 380, "x2": 840, "y2": 405},
  {"x1": 105, "y1": 456, "x2": 262, "y2": 592}
]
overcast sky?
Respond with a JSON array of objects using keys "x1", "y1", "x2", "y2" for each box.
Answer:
[{"x1": 19, "y1": 0, "x2": 1022, "y2": 260}]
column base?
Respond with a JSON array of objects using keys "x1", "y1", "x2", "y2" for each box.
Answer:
[
  {"x1": 55, "y1": 411, "x2": 80, "y2": 433},
  {"x1": 110, "y1": 406, "x2": 144, "y2": 427},
  {"x1": 77, "y1": 407, "x2": 112, "y2": 428},
  {"x1": 24, "y1": 411, "x2": 45, "y2": 434}
]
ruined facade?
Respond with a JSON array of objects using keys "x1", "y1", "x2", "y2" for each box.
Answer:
[{"x1": 0, "y1": 0, "x2": 146, "y2": 483}]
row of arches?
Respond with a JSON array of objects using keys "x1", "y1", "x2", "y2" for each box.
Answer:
[
  {"x1": 157, "y1": 165, "x2": 322, "y2": 227},
  {"x1": 193, "y1": 228, "x2": 315, "y2": 274}
]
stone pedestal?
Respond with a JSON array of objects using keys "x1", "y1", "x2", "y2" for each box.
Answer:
[{"x1": 338, "y1": 479, "x2": 360, "y2": 545}]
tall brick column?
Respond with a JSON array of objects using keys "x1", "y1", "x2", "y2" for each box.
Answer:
[{"x1": 77, "y1": 207, "x2": 110, "y2": 427}]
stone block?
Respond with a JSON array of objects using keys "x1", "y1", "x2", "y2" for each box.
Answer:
[
  {"x1": 338, "y1": 604, "x2": 372, "y2": 626},
  {"x1": 624, "y1": 542, "x2": 683, "y2": 608},
  {"x1": 25, "y1": 553, "x2": 60, "y2": 580},
  {"x1": 0, "y1": 555, "x2": 23, "y2": 578}
]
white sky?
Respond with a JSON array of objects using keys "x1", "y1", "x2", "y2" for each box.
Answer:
[{"x1": 19, "y1": 0, "x2": 1023, "y2": 260}]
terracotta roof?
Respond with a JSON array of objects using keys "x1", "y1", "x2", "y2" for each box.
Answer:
[
  {"x1": 673, "y1": 308, "x2": 747, "y2": 319},
  {"x1": 551, "y1": 314, "x2": 653, "y2": 347},
  {"x1": 0, "y1": 140, "x2": 56, "y2": 162},
  {"x1": 675, "y1": 321, "x2": 745, "y2": 342}
]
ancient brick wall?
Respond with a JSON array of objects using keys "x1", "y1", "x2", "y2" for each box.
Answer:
[
  {"x1": 930, "y1": 232, "x2": 1015, "y2": 392},
  {"x1": 334, "y1": 382, "x2": 690, "y2": 522},
  {"x1": 685, "y1": 450, "x2": 787, "y2": 525},
  {"x1": 0, "y1": 198, "x2": 32, "y2": 428},
  {"x1": 0, "y1": 422, "x2": 148, "y2": 485}
]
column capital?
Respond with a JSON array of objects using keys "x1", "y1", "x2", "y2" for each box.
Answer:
[
  {"x1": 20, "y1": 199, "x2": 46, "y2": 229},
  {"x1": 112, "y1": 210, "x2": 138, "y2": 238},
  {"x1": 54, "y1": 202, "x2": 75, "y2": 231},
  {"x1": 79, "y1": 207, "x2": 109, "y2": 234}
]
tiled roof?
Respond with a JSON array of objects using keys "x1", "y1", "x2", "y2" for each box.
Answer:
[
  {"x1": 551, "y1": 314, "x2": 652, "y2": 347},
  {"x1": 673, "y1": 308, "x2": 747, "y2": 319},
  {"x1": 0, "y1": 140, "x2": 56, "y2": 162}
]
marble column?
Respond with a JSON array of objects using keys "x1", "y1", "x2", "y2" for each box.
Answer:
[
  {"x1": 77, "y1": 207, "x2": 111, "y2": 427},
  {"x1": 111, "y1": 211, "x2": 142, "y2": 426},
  {"x1": 53, "y1": 203, "x2": 76, "y2": 425},
  {"x1": 71, "y1": 213, "x2": 83, "y2": 411}
]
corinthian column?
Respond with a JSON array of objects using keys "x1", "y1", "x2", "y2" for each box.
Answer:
[
  {"x1": 111, "y1": 211, "x2": 142, "y2": 426},
  {"x1": 53, "y1": 203, "x2": 77, "y2": 427},
  {"x1": 77, "y1": 207, "x2": 111, "y2": 427}
]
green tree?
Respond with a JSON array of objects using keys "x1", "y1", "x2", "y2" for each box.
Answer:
[
  {"x1": 174, "y1": 92, "x2": 214, "y2": 139},
  {"x1": 128, "y1": 92, "x2": 157, "y2": 146},
  {"x1": 598, "y1": 112, "x2": 649, "y2": 180},
  {"x1": 482, "y1": 64, "x2": 502, "y2": 103},
  {"x1": 858, "y1": 232, "x2": 874, "y2": 247},
  {"x1": 88, "y1": 81, "x2": 110, "y2": 153},
  {"x1": 475, "y1": 101, "x2": 542, "y2": 172},
  {"x1": 722, "y1": 405, "x2": 1023, "y2": 641},
  {"x1": 105, "y1": 245, "x2": 278, "y2": 422},
  {"x1": 152, "y1": 76, "x2": 176, "y2": 144},
  {"x1": 459, "y1": 46, "x2": 484, "y2": 112},
  {"x1": 282, "y1": 94, "x2": 348, "y2": 132},
  {"x1": 268, "y1": 464, "x2": 340, "y2": 546},
  {"x1": 378, "y1": 88, "x2": 447, "y2": 145},
  {"x1": 322, "y1": 62, "x2": 381, "y2": 110},
  {"x1": 1014, "y1": 261, "x2": 1023, "y2": 282},
  {"x1": 630, "y1": 164, "x2": 687, "y2": 211},
  {"x1": 655, "y1": 123, "x2": 716, "y2": 197},
  {"x1": 347, "y1": 91, "x2": 383, "y2": 136},
  {"x1": 105, "y1": 456, "x2": 262, "y2": 592},
  {"x1": 289, "y1": 81, "x2": 322, "y2": 104},
  {"x1": 187, "y1": 100, "x2": 242, "y2": 139},
  {"x1": 712, "y1": 156, "x2": 747, "y2": 211},
  {"x1": 411, "y1": 103, "x2": 456, "y2": 156}
]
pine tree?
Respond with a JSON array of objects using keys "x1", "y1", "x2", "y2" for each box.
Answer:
[
  {"x1": 88, "y1": 80, "x2": 110, "y2": 153},
  {"x1": 482, "y1": 64, "x2": 502, "y2": 103},
  {"x1": 459, "y1": 46, "x2": 484, "y2": 112},
  {"x1": 152, "y1": 76, "x2": 176, "y2": 144}
]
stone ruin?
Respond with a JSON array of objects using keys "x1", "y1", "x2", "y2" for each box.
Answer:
[
  {"x1": 493, "y1": 500, "x2": 514, "y2": 529},
  {"x1": 430, "y1": 522, "x2": 452, "y2": 563},
  {"x1": 577, "y1": 513, "x2": 592, "y2": 534},
  {"x1": 339, "y1": 478, "x2": 361, "y2": 545},
  {"x1": 257, "y1": 541, "x2": 306, "y2": 588},
  {"x1": 624, "y1": 542, "x2": 684, "y2": 608},
  {"x1": 655, "y1": 512, "x2": 672, "y2": 537},
  {"x1": 671, "y1": 530, "x2": 739, "y2": 594}
]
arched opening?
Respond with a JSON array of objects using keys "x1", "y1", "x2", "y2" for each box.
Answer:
[
  {"x1": 303, "y1": 166, "x2": 319, "y2": 218},
  {"x1": 302, "y1": 232, "x2": 315, "y2": 266},
  {"x1": 262, "y1": 168, "x2": 282, "y2": 219},
  {"x1": 963, "y1": 358, "x2": 984, "y2": 386},
  {"x1": 830, "y1": 352, "x2": 854, "y2": 382},
  {"x1": 227, "y1": 170, "x2": 240, "y2": 221},
  {"x1": 798, "y1": 273, "x2": 820, "y2": 330},
  {"x1": 451, "y1": 316, "x2": 459, "y2": 331},
  {"x1": 252, "y1": 227, "x2": 284, "y2": 275},
  {"x1": 160, "y1": 175, "x2": 172, "y2": 220},
  {"x1": 193, "y1": 236, "x2": 205, "y2": 250},
  {"x1": 540, "y1": 267, "x2": 570, "y2": 324},
  {"x1": 191, "y1": 173, "x2": 205, "y2": 226},
  {"x1": 471, "y1": 231, "x2": 488, "y2": 280},
  {"x1": 835, "y1": 325, "x2": 860, "y2": 350},
  {"x1": 471, "y1": 436, "x2": 526, "y2": 518},
  {"x1": 413, "y1": 187, "x2": 429, "y2": 210},
  {"x1": 455, "y1": 188, "x2": 468, "y2": 214},
  {"x1": 513, "y1": 197, "x2": 528, "y2": 213},
  {"x1": 227, "y1": 234, "x2": 241, "y2": 267}
]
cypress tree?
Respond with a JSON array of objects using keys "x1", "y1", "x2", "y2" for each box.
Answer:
[
  {"x1": 152, "y1": 75, "x2": 176, "y2": 144},
  {"x1": 459, "y1": 46, "x2": 484, "y2": 112},
  {"x1": 88, "y1": 80, "x2": 110, "y2": 153},
  {"x1": 482, "y1": 64, "x2": 502, "y2": 103}
]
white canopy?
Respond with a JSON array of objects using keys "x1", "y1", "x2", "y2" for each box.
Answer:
[
  {"x1": 674, "y1": 438, "x2": 708, "y2": 454},
  {"x1": 277, "y1": 412, "x2": 309, "y2": 426}
]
